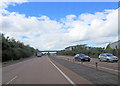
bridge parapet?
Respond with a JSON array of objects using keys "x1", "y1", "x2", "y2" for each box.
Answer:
[{"x1": 39, "y1": 50, "x2": 60, "y2": 52}]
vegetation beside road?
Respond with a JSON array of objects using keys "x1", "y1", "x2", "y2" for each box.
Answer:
[
  {"x1": 2, "y1": 56, "x2": 35, "y2": 67},
  {"x1": 1, "y1": 34, "x2": 37, "y2": 62},
  {"x1": 57, "y1": 45, "x2": 120, "y2": 58}
]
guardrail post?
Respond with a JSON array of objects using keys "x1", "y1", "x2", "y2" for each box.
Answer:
[
  {"x1": 96, "y1": 62, "x2": 98, "y2": 70},
  {"x1": 67, "y1": 58, "x2": 69, "y2": 61},
  {"x1": 81, "y1": 61, "x2": 83, "y2": 64}
]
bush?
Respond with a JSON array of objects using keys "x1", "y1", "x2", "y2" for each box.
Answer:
[
  {"x1": 57, "y1": 45, "x2": 119, "y2": 58},
  {"x1": 1, "y1": 34, "x2": 37, "y2": 62}
]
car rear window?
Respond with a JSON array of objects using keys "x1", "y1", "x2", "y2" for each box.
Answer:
[
  {"x1": 79, "y1": 54, "x2": 85, "y2": 56},
  {"x1": 106, "y1": 54, "x2": 113, "y2": 56}
]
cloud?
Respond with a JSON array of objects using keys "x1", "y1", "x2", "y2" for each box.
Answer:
[
  {"x1": 0, "y1": 2, "x2": 118, "y2": 50},
  {"x1": 0, "y1": 0, "x2": 28, "y2": 15},
  {"x1": 0, "y1": 0, "x2": 28, "y2": 9},
  {"x1": 63, "y1": 9, "x2": 118, "y2": 47}
]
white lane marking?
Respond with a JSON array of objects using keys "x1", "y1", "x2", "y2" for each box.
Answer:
[
  {"x1": 48, "y1": 57, "x2": 77, "y2": 86},
  {"x1": 6, "y1": 76, "x2": 17, "y2": 85}
]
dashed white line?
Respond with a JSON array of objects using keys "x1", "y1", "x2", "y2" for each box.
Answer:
[
  {"x1": 48, "y1": 57, "x2": 77, "y2": 86},
  {"x1": 6, "y1": 76, "x2": 17, "y2": 85}
]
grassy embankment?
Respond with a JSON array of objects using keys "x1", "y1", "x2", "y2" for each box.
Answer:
[{"x1": 2, "y1": 56, "x2": 35, "y2": 67}]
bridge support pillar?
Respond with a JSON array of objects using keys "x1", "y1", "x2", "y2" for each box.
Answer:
[{"x1": 48, "y1": 52, "x2": 50, "y2": 56}]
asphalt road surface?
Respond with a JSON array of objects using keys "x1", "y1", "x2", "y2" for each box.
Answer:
[
  {"x1": 51, "y1": 56, "x2": 118, "y2": 84},
  {"x1": 3, "y1": 56, "x2": 71, "y2": 84},
  {"x1": 2, "y1": 55, "x2": 119, "y2": 85}
]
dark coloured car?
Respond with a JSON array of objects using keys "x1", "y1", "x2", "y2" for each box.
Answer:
[{"x1": 74, "y1": 54, "x2": 91, "y2": 62}]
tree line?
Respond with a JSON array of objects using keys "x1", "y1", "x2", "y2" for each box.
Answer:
[
  {"x1": 57, "y1": 44, "x2": 120, "y2": 58},
  {"x1": 1, "y1": 34, "x2": 37, "y2": 62}
]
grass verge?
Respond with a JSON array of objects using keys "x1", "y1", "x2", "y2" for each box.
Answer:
[{"x1": 2, "y1": 56, "x2": 35, "y2": 67}]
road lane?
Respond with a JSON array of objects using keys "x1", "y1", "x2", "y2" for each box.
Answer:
[
  {"x1": 49, "y1": 57, "x2": 93, "y2": 84},
  {"x1": 2, "y1": 56, "x2": 70, "y2": 84},
  {"x1": 48, "y1": 57, "x2": 76, "y2": 85},
  {"x1": 3, "y1": 58, "x2": 37, "y2": 84},
  {"x1": 51, "y1": 56, "x2": 118, "y2": 84}
]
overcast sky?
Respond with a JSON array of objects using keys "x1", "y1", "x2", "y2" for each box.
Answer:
[{"x1": 0, "y1": 0, "x2": 119, "y2": 50}]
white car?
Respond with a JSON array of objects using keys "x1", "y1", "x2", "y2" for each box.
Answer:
[
  {"x1": 98, "y1": 53, "x2": 118, "y2": 62},
  {"x1": 36, "y1": 52, "x2": 42, "y2": 57}
]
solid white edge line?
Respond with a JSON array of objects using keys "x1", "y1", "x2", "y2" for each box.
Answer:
[
  {"x1": 6, "y1": 76, "x2": 17, "y2": 85},
  {"x1": 48, "y1": 57, "x2": 77, "y2": 86}
]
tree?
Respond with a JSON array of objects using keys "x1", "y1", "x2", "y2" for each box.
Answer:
[{"x1": 1, "y1": 34, "x2": 37, "y2": 62}]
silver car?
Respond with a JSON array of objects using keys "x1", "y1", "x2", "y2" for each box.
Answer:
[{"x1": 98, "y1": 53, "x2": 118, "y2": 62}]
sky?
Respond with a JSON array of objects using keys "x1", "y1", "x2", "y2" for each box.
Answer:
[
  {"x1": 6, "y1": 2, "x2": 118, "y2": 20},
  {"x1": 0, "y1": 0, "x2": 119, "y2": 50}
]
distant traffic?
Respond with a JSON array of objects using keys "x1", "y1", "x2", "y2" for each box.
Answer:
[
  {"x1": 36, "y1": 51, "x2": 119, "y2": 63},
  {"x1": 36, "y1": 52, "x2": 42, "y2": 57}
]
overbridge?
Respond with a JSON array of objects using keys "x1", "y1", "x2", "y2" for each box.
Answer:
[{"x1": 39, "y1": 50, "x2": 60, "y2": 52}]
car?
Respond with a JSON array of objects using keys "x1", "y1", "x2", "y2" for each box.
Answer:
[
  {"x1": 98, "y1": 53, "x2": 118, "y2": 62},
  {"x1": 74, "y1": 54, "x2": 91, "y2": 62},
  {"x1": 36, "y1": 52, "x2": 42, "y2": 57}
]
